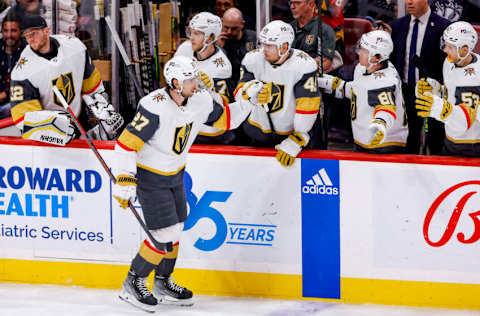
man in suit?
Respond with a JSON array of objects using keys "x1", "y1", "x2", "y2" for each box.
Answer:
[{"x1": 390, "y1": 0, "x2": 451, "y2": 154}]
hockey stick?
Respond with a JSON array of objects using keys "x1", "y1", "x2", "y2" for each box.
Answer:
[
  {"x1": 412, "y1": 55, "x2": 429, "y2": 155},
  {"x1": 316, "y1": 0, "x2": 328, "y2": 148},
  {"x1": 52, "y1": 86, "x2": 172, "y2": 252},
  {"x1": 105, "y1": 16, "x2": 145, "y2": 98}
]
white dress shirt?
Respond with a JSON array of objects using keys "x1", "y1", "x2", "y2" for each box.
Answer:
[{"x1": 403, "y1": 8, "x2": 431, "y2": 84}]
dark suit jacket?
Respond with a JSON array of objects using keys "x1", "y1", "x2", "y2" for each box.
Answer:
[{"x1": 390, "y1": 12, "x2": 451, "y2": 84}]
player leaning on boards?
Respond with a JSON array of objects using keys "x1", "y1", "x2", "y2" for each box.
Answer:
[
  {"x1": 9, "y1": 15, "x2": 123, "y2": 146},
  {"x1": 318, "y1": 30, "x2": 408, "y2": 153},
  {"x1": 175, "y1": 12, "x2": 235, "y2": 144},
  {"x1": 236, "y1": 20, "x2": 320, "y2": 167},
  {"x1": 112, "y1": 55, "x2": 257, "y2": 312},
  {"x1": 415, "y1": 21, "x2": 480, "y2": 157}
]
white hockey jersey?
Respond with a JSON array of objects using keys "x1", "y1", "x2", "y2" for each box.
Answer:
[
  {"x1": 175, "y1": 41, "x2": 232, "y2": 136},
  {"x1": 348, "y1": 61, "x2": 408, "y2": 150},
  {"x1": 442, "y1": 53, "x2": 480, "y2": 148},
  {"x1": 115, "y1": 87, "x2": 251, "y2": 178},
  {"x1": 10, "y1": 35, "x2": 101, "y2": 128},
  {"x1": 238, "y1": 49, "x2": 320, "y2": 138}
]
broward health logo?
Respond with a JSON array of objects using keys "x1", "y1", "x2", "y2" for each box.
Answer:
[
  {"x1": 303, "y1": 168, "x2": 339, "y2": 195},
  {"x1": 183, "y1": 171, "x2": 277, "y2": 251}
]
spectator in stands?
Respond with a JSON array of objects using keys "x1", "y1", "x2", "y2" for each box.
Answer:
[
  {"x1": 10, "y1": 0, "x2": 43, "y2": 21},
  {"x1": 290, "y1": 0, "x2": 338, "y2": 149},
  {"x1": 0, "y1": 12, "x2": 25, "y2": 119},
  {"x1": 216, "y1": 7, "x2": 256, "y2": 145},
  {"x1": 320, "y1": 0, "x2": 345, "y2": 55},
  {"x1": 214, "y1": 0, "x2": 255, "y2": 30},
  {"x1": 431, "y1": 0, "x2": 464, "y2": 21},
  {"x1": 390, "y1": 0, "x2": 451, "y2": 154},
  {"x1": 217, "y1": 8, "x2": 256, "y2": 86},
  {"x1": 290, "y1": 0, "x2": 336, "y2": 72}
]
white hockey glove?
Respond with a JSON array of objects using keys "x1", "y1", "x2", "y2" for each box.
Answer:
[
  {"x1": 275, "y1": 132, "x2": 309, "y2": 167},
  {"x1": 368, "y1": 118, "x2": 387, "y2": 146},
  {"x1": 83, "y1": 93, "x2": 124, "y2": 140},
  {"x1": 317, "y1": 74, "x2": 351, "y2": 99},
  {"x1": 416, "y1": 93, "x2": 452, "y2": 121},
  {"x1": 22, "y1": 110, "x2": 75, "y2": 146},
  {"x1": 239, "y1": 80, "x2": 264, "y2": 106},
  {"x1": 415, "y1": 78, "x2": 443, "y2": 98},
  {"x1": 112, "y1": 174, "x2": 137, "y2": 209}
]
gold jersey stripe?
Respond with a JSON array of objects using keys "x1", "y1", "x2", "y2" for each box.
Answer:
[
  {"x1": 247, "y1": 117, "x2": 292, "y2": 135},
  {"x1": 137, "y1": 163, "x2": 186, "y2": 176},
  {"x1": 139, "y1": 241, "x2": 164, "y2": 265},
  {"x1": 11, "y1": 99, "x2": 42, "y2": 124},
  {"x1": 164, "y1": 244, "x2": 179, "y2": 259},
  {"x1": 296, "y1": 97, "x2": 320, "y2": 112},
  {"x1": 198, "y1": 130, "x2": 226, "y2": 136},
  {"x1": 117, "y1": 129, "x2": 145, "y2": 152},
  {"x1": 446, "y1": 135, "x2": 480, "y2": 144},
  {"x1": 212, "y1": 104, "x2": 230, "y2": 130},
  {"x1": 355, "y1": 140, "x2": 406, "y2": 149},
  {"x1": 374, "y1": 105, "x2": 397, "y2": 118},
  {"x1": 82, "y1": 68, "x2": 102, "y2": 94}
]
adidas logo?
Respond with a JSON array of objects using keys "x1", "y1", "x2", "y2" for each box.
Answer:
[{"x1": 302, "y1": 168, "x2": 339, "y2": 195}]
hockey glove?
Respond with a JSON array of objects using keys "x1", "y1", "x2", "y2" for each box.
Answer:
[
  {"x1": 198, "y1": 71, "x2": 214, "y2": 91},
  {"x1": 240, "y1": 80, "x2": 264, "y2": 106},
  {"x1": 415, "y1": 78, "x2": 443, "y2": 98},
  {"x1": 317, "y1": 74, "x2": 347, "y2": 99},
  {"x1": 22, "y1": 110, "x2": 75, "y2": 146},
  {"x1": 83, "y1": 93, "x2": 124, "y2": 140},
  {"x1": 275, "y1": 132, "x2": 309, "y2": 167},
  {"x1": 257, "y1": 82, "x2": 274, "y2": 105},
  {"x1": 416, "y1": 93, "x2": 452, "y2": 121},
  {"x1": 112, "y1": 174, "x2": 137, "y2": 209},
  {"x1": 368, "y1": 118, "x2": 387, "y2": 146}
]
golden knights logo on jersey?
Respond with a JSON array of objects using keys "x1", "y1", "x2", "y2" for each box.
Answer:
[
  {"x1": 52, "y1": 73, "x2": 76, "y2": 106},
  {"x1": 172, "y1": 122, "x2": 193, "y2": 155},
  {"x1": 264, "y1": 82, "x2": 285, "y2": 114}
]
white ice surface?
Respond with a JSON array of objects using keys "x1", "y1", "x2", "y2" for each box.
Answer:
[{"x1": 0, "y1": 283, "x2": 479, "y2": 316}]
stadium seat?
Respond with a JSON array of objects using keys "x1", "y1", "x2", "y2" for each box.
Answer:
[
  {"x1": 473, "y1": 24, "x2": 480, "y2": 54},
  {"x1": 340, "y1": 18, "x2": 373, "y2": 79}
]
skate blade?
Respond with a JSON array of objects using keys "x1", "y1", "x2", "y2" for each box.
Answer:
[
  {"x1": 157, "y1": 295, "x2": 194, "y2": 307},
  {"x1": 119, "y1": 290, "x2": 157, "y2": 313}
]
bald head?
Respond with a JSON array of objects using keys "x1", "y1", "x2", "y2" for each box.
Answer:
[
  {"x1": 223, "y1": 8, "x2": 243, "y2": 23},
  {"x1": 222, "y1": 7, "x2": 245, "y2": 40}
]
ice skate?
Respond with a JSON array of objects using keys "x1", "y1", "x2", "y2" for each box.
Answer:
[
  {"x1": 119, "y1": 270, "x2": 157, "y2": 313},
  {"x1": 152, "y1": 275, "x2": 193, "y2": 306}
]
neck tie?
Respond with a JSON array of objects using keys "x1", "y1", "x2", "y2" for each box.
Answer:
[{"x1": 408, "y1": 19, "x2": 419, "y2": 87}]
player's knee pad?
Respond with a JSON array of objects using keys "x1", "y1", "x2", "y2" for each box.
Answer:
[{"x1": 150, "y1": 222, "x2": 183, "y2": 244}]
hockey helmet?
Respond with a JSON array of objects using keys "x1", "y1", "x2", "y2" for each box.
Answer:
[
  {"x1": 358, "y1": 30, "x2": 393, "y2": 63},
  {"x1": 189, "y1": 12, "x2": 222, "y2": 43},
  {"x1": 259, "y1": 20, "x2": 295, "y2": 55},
  {"x1": 442, "y1": 21, "x2": 478, "y2": 55},
  {"x1": 163, "y1": 56, "x2": 199, "y2": 89}
]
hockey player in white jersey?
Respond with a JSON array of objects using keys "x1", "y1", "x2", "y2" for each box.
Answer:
[
  {"x1": 112, "y1": 55, "x2": 256, "y2": 312},
  {"x1": 175, "y1": 11, "x2": 235, "y2": 144},
  {"x1": 237, "y1": 20, "x2": 320, "y2": 167},
  {"x1": 415, "y1": 21, "x2": 480, "y2": 156},
  {"x1": 10, "y1": 15, "x2": 123, "y2": 146},
  {"x1": 318, "y1": 30, "x2": 408, "y2": 153}
]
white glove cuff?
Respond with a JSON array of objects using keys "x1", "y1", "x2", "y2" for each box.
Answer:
[
  {"x1": 275, "y1": 136, "x2": 303, "y2": 158},
  {"x1": 429, "y1": 95, "x2": 446, "y2": 121},
  {"x1": 343, "y1": 81, "x2": 353, "y2": 99},
  {"x1": 374, "y1": 110, "x2": 395, "y2": 129},
  {"x1": 334, "y1": 80, "x2": 346, "y2": 99}
]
